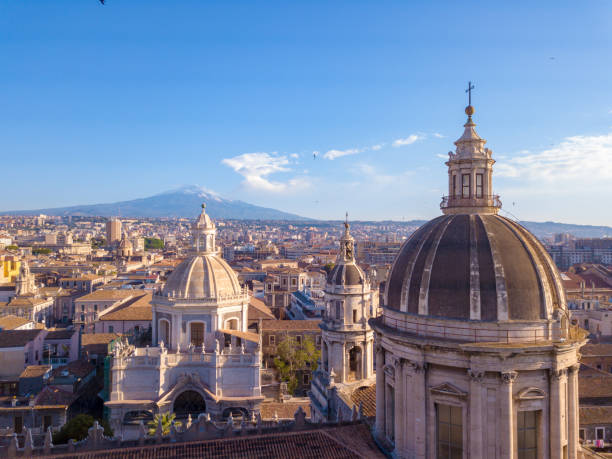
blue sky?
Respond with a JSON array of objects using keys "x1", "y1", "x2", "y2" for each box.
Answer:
[{"x1": 1, "y1": 1, "x2": 611, "y2": 224}]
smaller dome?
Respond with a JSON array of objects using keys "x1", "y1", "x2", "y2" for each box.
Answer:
[
  {"x1": 163, "y1": 255, "x2": 241, "y2": 299},
  {"x1": 327, "y1": 263, "x2": 366, "y2": 286}
]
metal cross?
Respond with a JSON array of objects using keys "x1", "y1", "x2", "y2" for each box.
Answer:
[{"x1": 466, "y1": 81, "x2": 475, "y2": 106}]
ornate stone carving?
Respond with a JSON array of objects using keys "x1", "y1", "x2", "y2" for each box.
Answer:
[
  {"x1": 548, "y1": 368, "x2": 565, "y2": 380},
  {"x1": 501, "y1": 371, "x2": 518, "y2": 384},
  {"x1": 467, "y1": 368, "x2": 484, "y2": 382}
]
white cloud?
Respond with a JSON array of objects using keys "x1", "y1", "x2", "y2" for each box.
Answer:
[
  {"x1": 392, "y1": 134, "x2": 423, "y2": 147},
  {"x1": 290, "y1": 153, "x2": 299, "y2": 159},
  {"x1": 371, "y1": 143, "x2": 384, "y2": 151},
  {"x1": 222, "y1": 152, "x2": 309, "y2": 192},
  {"x1": 496, "y1": 132, "x2": 612, "y2": 182},
  {"x1": 323, "y1": 148, "x2": 361, "y2": 160},
  {"x1": 433, "y1": 132, "x2": 445, "y2": 138}
]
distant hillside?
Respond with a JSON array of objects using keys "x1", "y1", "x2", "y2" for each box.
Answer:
[
  {"x1": 0, "y1": 186, "x2": 309, "y2": 221},
  {"x1": 519, "y1": 221, "x2": 612, "y2": 239}
]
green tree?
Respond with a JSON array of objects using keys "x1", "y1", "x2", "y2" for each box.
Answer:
[
  {"x1": 323, "y1": 263, "x2": 335, "y2": 274},
  {"x1": 5, "y1": 245, "x2": 18, "y2": 251},
  {"x1": 147, "y1": 412, "x2": 181, "y2": 436},
  {"x1": 32, "y1": 247, "x2": 52, "y2": 255},
  {"x1": 144, "y1": 237, "x2": 164, "y2": 251},
  {"x1": 52, "y1": 414, "x2": 113, "y2": 444},
  {"x1": 273, "y1": 336, "x2": 320, "y2": 395}
]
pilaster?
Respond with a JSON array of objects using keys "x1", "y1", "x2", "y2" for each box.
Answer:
[
  {"x1": 568, "y1": 365, "x2": 579, "y2": 459},
  {"x1": 375, "y1": 344, "x2": 385, "y2": 439},
  {"x1": 468, "y1": 368, "x2": 484, "y2": 458},
  {"x1": 549, "y1": 368, "x2": 565, "y2": 458},
  {"x1": 500, "y1": 371, "x2": 517, "y2": 459}
]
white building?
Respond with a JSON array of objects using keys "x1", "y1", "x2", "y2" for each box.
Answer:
[
  {"x1": 310, "y1": 218, "x2": 377, "y2": 422},
  {"x1": 370, "y1": 103, "x2": 587, "y2": 458},
  {"x1": 106, "y1": 204, "x2": 263, "y2": 435}
]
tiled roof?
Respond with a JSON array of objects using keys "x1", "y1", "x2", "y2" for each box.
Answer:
[
  {"x1": 98, "y1": 293, "x2": 152, "y2": 321},
  {"x1": 582, "y1": 343, "x2": 612, "y2": 356},
  {"x1": 580, "y1": 406, "x2": 612, "y2": 425},
  {"x1": 350, "y1": 384, "x2": 376, "y2": 418},
  {"x1": 20, "y1": 365, "x2": 51, "y2": 379},
  {"x1": 39, "y1": 423, "x2": 383, "y2": 459},
  {"x1": 60, "y1": 275, "x2": 103, "y2": 281},
  {"x1": 248, "y1": 297, "x2": 275, "y2": 320},
  {"x1": 579, "y1": 364, "x2": 612, "y2": 400},
  {"x1": 81, "y1": 333, "x2": 121, "y2": 347},
  {"x1": 6, "y1": 296, "x2": 51, "y2": 307},
  {"x1": 76, "y1": 290, "x2": 135, "y2": 302},
  {"x1": 35, "y1": 386, "x2": 76, "y2": 407},
  {"x1": 51, "y1": 360, "x2": 95, "y2": 379},
  {"x1": 260, "y1": 402, "x2": 311, "y2": 420},
  {"x1": 262, "y1": 319, "x2": 321, "y2": 331},
  {"x1": 0, "y1": 329, "x2": 43, "y2": 348},
  {"x1": 45, "y1": 328, "x2": 77, "y2": 340},
  {"x1": 0, "y1": 315, "x2": 32, "y2": 330}
]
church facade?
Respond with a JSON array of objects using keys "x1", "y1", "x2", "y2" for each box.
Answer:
[
  {"x1": 370, "y1": 103, "x2": 587, "y2": 458},
  {"x1": 106, "y1": 205, "x2": 263, "y2": 435}
]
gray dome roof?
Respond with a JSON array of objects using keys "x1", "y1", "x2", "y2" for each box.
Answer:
[
  {"x1": 327, "y1": 263, "x2": 366, "y2": 287},
  {"x1": 385, "y1": 214, "x2": 566, "y2": 321},
  {"x1": 163, "y1": 254, "x2": 241, "y2": 299}
]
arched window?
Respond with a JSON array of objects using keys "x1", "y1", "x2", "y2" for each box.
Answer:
[
  {"x1": 190, "y1": 322, "x2": 204, "y2": 347},
  {"x1": 173, "y1": 391, "x2": 206, "y2": 419},
  {"x1": 225, "y1": 318, "x2": 238, "y2": 330},
  {"x1": 348, "y1": 346, "x2": 362, "y2": 381},
  {"x1": 159, "y1": 319, "x2": 170, "y2": 346}
]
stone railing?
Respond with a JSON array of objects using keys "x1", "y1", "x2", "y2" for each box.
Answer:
[{"x1": 1, "y1": 405, "x2": 367, "y2": 457}]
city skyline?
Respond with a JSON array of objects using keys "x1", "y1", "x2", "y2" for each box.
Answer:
[{"x1": 1, "y1": 1, "x2": 611, "y2": 225}]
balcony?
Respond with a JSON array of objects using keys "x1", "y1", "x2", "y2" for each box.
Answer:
[
  {"x1": 41, "y1": 356, "x2": 69, "y2": 368},
  {"x1": 440, "y1": 194, "x2": 501, "y2": 210}
]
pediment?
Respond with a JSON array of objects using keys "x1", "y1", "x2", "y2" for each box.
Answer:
[
  {"x1": 516, "y1": 386, "x2": 546, "y2": 400},
  {"x1": 429, "y1": 382, "x2": 467, "y2": 399}
]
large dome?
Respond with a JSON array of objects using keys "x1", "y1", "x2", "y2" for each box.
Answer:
[
  {"x1": 385, "y1": 213, "x2": 566, "y2": 321},
  {"x1": 163, "y1": 254, "x2": 241, "y2": 299},
  {"x1": 327, "y1": 263, "x2": 366, "y2": 287}
]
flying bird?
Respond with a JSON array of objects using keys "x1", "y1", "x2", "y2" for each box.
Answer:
[
  {"x1": 313, "y1": 152, "x2": 318, "y2": 160},
  {"x1": 99, "y1": 0, "x2": 105, "y2": 4}
]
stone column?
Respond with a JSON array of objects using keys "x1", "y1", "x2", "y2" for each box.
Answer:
[
  {"x1": 375, "y1": 344, "x2": 385, "y2": 439},
  {"x1": 413, "y1": 362, "x2": 427, "y2": 458},
  {"x1": 568, "y1": 365, "x2": 579, "y2": 459},
  {"x1": 468, "y1": 369, "x2": 484, "y2": 458},
  {"x1": 500, "y1": 371, "x2": 517, "y2": 459},
  {"x1": 394, "y1": 359, "x2": 405, "y2": 457},
  {"x1": 549, "y1": 369, "x2": 564, "y2": 458},
  {"x1": 340, "y1": 342, "x2": 346, "y2": 383}
]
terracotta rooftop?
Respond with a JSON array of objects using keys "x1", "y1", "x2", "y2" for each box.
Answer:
[
  {"x1": 582, "y1": 343, "x2": 612, "y2": 356},
  {"x1": 76, "y1": 290, "x2": 135, "y2": 302},
  {"x1": 19, "y1": 365, "x2": 51, "y2": 379},
  {"x1": 248, "y1": 297, "x2": 275, "y2": 321},
  {"x1": 262, "y1": 319, "x2": 321, "y2": 331},
  {"x1": 0, "y1": 315, "x2": 32, "y2": 330},
  {"x1": 580, "y1": 406, "x2": 612, "y2": 425},
  {"x1": 40, "y1": 423, "x2": 383, "y2": 459},
  {"x1": 81, "y1": 333, "x2": 121, "y2": 347},
  {"x1": 350, "y1": 384, "x2": 376, "y2": 418},
  {"x1": 35, "y1": 385, "x2": 76, "y2": 408},
  {"x1": 260, "y1": 402, "x2": 311, "y2": 420},
  {"x1": 45, "y1": 328, "x2": 77, "y2": 340},
  {"x1": 60, "y1": 274, "x2": 103, "y2": 281},
  {"x1": 98, "y1": 293, "x2": 152, "y2": 322},
  {"x1": 6, "y1": 296, "x2": 51, "y2": 307},
  {"x1": 579, "y1": 364, "x2": 612, "y2": 401},
  {"x1": 51, "y1": 360, "x2": 95, "y2": 379},
  {"x1": 0, "y1": 329, "x2": 43, "y2": 348}
]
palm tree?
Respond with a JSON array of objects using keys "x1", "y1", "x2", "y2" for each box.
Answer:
[{"x1": 147, "y1": 412, "x2": 182, "y2": 436}]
